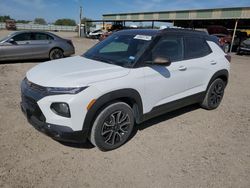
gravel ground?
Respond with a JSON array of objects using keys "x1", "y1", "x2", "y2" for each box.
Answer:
[{"x1": 0, "y1": 30, "x2": 249, "y2": 188}]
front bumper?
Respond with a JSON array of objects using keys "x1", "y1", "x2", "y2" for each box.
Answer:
[
  {"x1": 239, "y1": 47, "x2": 250, "y2": 52},
  {"x1": 20, "y1": 79, "x2": 87, "y2": 143}
]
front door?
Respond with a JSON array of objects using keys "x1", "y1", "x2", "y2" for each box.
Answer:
[
  {"x1": 1, "y1": 32, "x2": 33, "y2": 60},
  {"x1": 142, "y1": 35, "x2": 190, "y2": 113}
]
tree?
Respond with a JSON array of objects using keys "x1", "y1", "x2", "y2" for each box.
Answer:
[
  {"x1": 0, "y1": 15, "x2": 12, "y2": 22},
  {"x1": 34, "y1": 18, "x2": 46, "y2": 25},
  {"x1": 54, "y1": 19, "x2": 76, "y2": 26},
  {"x1": 16, "y1": 20, "x2": 30, "y2": 24}
]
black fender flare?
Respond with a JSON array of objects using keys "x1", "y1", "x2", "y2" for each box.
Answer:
[
  {"x1": 206, "y1": 69, "x2": 229, "y2": 91},
  {"x1": 82, "y1": 88, "x2": 143, "y2": 134}
]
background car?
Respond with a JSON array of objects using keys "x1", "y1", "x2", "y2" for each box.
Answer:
[
  {"x1": 0, "y1": 31, "x2": 75, "y2": 61},
  {"x1": 99, "y1": 30, "x2": 114, "y2": 41},
  {"x1": 237, "y1": 38, "x2": 250, "y2": 55},
  {"x1": 87, "y1": 29, "x2": 105, "y2": 39},
  {"x1": 207, "y1": 25, "x2": 232, "y2": 52},
  {"x1": 230, "y1": 31, "x2": 248, "y2": 52}
]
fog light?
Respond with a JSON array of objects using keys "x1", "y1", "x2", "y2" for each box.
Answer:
[{"x1": 50, "y1": 102, "x2": 71, "y2": 118}]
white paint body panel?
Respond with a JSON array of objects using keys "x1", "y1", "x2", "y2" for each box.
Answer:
[{"x1": 26, "y1": 41, "x2": 230, "y2": 131}]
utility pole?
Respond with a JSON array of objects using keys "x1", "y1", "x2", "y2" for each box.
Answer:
[
  {"x1": 230, "y1": 19, "x2": 238, "y2": 53},
  {"x1": 79, "y1": 6, "x2": 82, "y2": 37}
]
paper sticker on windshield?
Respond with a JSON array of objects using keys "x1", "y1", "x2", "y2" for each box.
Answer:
[{"x1": 134, "y1": 35, "x2": 152, "y2": 41}]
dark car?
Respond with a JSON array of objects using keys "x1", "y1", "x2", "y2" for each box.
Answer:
[
  {"x1": 0, "y1": 31, "x2": 75, "y2": 61},
  {"x1": 99, "y1": 30, "x2": 114, "y2": 41},
  {"x1": 237, "y1": 38, "x2": 250, "y2": 55},
  {"x1": 207, "y1": 25, "x2": 232, "y2": 52},
  {"x1": 231, "y1": 31, "x2": 248, "y2": 52}
]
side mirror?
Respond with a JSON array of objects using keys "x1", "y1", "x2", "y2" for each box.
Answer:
[{"x1": 8, "y1": 38, "x2": 15, "y2": 43}]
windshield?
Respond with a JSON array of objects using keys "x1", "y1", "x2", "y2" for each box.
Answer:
[
  {"x1": 0, "y1": 33, "x2": 15, "y2": 43},
  {"x1": 83, "y1": 34, "x2": 153, "y2": 67},
  {"x1": 0, "y1": 35, "x2": 10, "y2": 42}
]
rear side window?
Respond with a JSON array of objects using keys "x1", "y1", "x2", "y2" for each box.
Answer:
[
  {"x1": 184, "y1": 37, "x2": 211, "y2": 59},
  {"x1": 34, "y1": 33, "x2": 53, "y2": 40}
]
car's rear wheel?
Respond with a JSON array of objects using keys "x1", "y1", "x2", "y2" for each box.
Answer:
[
  {"x1": 224, "y1": 43, "x2": 230, "y2": 53},
  {"x1": 49, "y1": 48, "x2": 64, "y2": 60},
  {"x1": 90, "y1": 102, "x2": 134, "y2": 151},
  {"x1": 201, "y1": 78, "x2": 225, "y2": 110}
]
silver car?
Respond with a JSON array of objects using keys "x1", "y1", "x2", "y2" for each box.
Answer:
[{"x1": 0, "y1": 31, "x2": 75, "y2": 61}]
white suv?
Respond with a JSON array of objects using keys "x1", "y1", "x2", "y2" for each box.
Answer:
[{"x1": 21, "y1": 29, "x2": 230, "y2": 151}]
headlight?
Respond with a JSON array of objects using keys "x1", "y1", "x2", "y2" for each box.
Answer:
[
  {"x1": 46, "y1": 86, "x2": 88, "y2": 95},
  {"x1": 23, "y1": 77, "x2": 88, "y2": 95},
  {"x1": 51, "y1": 102, "x2": 71, "y2": 118},
  {"x1": 240, "y1": 42, "x2": 247, "y2": 47}
]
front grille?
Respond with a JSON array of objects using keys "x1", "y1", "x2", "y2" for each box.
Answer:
[{"x1": 22, "y1": 94, "x2": 46, "y2": 122}]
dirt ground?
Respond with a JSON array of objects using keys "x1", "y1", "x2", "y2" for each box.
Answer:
[{"x1": 0, "y1": 30, "x2": 249, "y2": 188}]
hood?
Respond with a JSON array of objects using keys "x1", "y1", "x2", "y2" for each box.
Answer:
[
  {"x1": 26, "y1": 56, "x2": 130, "y2": 87},
  {"x1": 242, "y1": 39, "x2": 250, "y2": 45}
]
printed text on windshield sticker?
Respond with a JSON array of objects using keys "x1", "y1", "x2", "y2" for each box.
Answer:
[{"x1": 134, "y1": 35, "x2": 152, "y2": 41}]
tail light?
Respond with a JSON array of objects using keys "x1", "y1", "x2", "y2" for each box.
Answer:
[
  {"x1": 219, "y1": 38, "x2": 225, "y2": 45},
  {"x1": 225, "y1": 54, "x2": 231, "y2": 63},
  {"x1": 66, "y1": 40, "x2": 74, "y2": 47}
]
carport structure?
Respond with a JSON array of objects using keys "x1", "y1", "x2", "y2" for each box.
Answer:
[{"x1": 101, "y1": 7, "x2": 250, "y2": 52}]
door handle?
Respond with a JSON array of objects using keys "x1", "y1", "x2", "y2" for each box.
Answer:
[
  {"x1": 178, "y1": 66, "x2": 187, "y2": 71},
  {"x1": 210, "y1": 60, "x2": 217, "y2": 65}
]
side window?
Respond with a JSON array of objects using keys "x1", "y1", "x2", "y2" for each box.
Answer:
[
  {"x1": 184, "y1": 37, "x2": 212, "y2": 59},
  {"x1": 13, "y1": 33, "x2": 31, "y2": 41},
  {"x1": 149, "y1": 36, "x2": 184, "y2": 62},
  {"x1": 34, "y1": 33, "x2": 53, "y2": 40}
]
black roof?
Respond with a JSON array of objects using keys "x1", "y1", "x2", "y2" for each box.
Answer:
[{"x1": 116, "y1": 28, "x2": 208, "y2": 37}]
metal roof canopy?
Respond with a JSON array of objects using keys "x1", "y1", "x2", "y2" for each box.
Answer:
[
  {"x1": 99, "y1": 7, "x2": 250, "y2": 52},
  {"x1": 103, "y1": 7, "x2": 250, "y2": 21}
]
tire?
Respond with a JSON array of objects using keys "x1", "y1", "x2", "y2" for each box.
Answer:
[
  {"x1": 201, "y1": 78, "x2": 226, "y2": 110},
  {"x1": 236, "y1": 47, "x2": 243, "y2": 55},
  {"x1": 90, "y1": 102, "x2": 134, "y2": 151},
  {"x1": 223, "y1": 43, "x2": 230, "y2": 53},
  {"x1": 49, "y1": 48, "x2": 64, "y2": 60}
]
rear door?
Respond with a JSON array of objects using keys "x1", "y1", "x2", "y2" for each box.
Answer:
[
  {"x1": 183, "y1": 36, "x2": 214, "y2": 94},
  {"x1": 29, "y1": 32, "x2": 53, "y2": 58}
]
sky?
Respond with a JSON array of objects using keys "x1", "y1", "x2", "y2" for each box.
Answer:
[{"x1": 0, "y1": 0, "x2": 250, "y2": 23}]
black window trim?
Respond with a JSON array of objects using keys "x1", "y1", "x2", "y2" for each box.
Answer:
[
  {"x1": 33, "y1": 32, "x2": 54, "y2": 41},
  {"x1": 183, "y1": 36, "x2": 212, "y2": 60}
]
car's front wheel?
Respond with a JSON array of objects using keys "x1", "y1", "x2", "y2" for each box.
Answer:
[
  {"x1": 49, "y1": 48, "x2": 64, "y2": 60},
  {"x1": 236, "y1": 47, "x2": 243, "y2": 55},
  {"x1": 201, "y1": 78, "x2": 226, "y2": 110},
  {"x1": 90, "y1": 102, "x2": 134, "y2": 151}
]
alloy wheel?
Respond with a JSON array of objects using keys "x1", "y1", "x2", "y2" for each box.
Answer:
[
  {"x1": 101, "y1": 111, "x2": 131, "y2": 145},
  {"x1": 209, "y1": 82, "x2": 224, "y2": 106}
]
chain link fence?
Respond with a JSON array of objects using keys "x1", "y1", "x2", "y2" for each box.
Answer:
[{"x1": 0, "y1": 22, "x2": 76, "y2": 32}]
